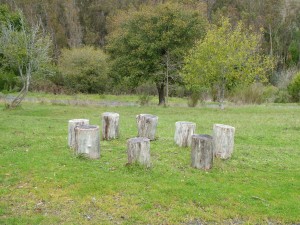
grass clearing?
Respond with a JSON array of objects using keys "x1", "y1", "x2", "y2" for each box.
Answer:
[{"x1": 0, "y1": 99, "x2": 299, "y2": 224}]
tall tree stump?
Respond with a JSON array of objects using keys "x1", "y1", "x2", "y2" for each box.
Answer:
[
  {"x1": 191, "y1": 134, "x2": 213, "y2": 170},
  {"x1": 127, "y1": 137, "x2": 150, "y2": 167},
  {"x1": 174, "y1": 121, "x2": 196, "y2": 147},
  {"x1": 102, "y1": 112, "x2": 119, "y2": 140},
  {"x1": 68, "y1": 119, "x2": 89, "y2": 148},
  {"x1": 136, "y1": 114, "x2": 158, "y2": 140},
  {"x1": 75, "y1": 125, "x2": 100, "y2": 159},
  {"x1": 213, "y1": 124, "x2": 235, "y2": 159}
]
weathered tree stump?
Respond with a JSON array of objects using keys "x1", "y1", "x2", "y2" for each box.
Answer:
[
  {"x1": 127, "y1": 137, "x2": 150, "y2": 167},
  {"x1": 68, "y1": 119, "x2": 89, "y2": 148},
  {"x1": 191, "y1": 134, "x2": 213, "y2": 170},
  {"x1": 136, "y1": 114, "x2": 158, "y2": 141},
  {"x1": 102, "y1": 112, "x2": 119, "y2": 140},
  {"x1": 75, "y1": 125, "x2": 100, "y2": 159},
  {"x1": 174, "y1": 121, "x2": 196, "y2": 147},
  {"x1": 213, "y1": 124, "x2": 235, "y2": 159}
]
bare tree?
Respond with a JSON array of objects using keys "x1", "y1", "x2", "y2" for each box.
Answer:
[{"x1": 0, "y1": 15, "x2": 52, "y2": 108}]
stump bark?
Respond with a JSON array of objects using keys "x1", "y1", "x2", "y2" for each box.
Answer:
[
  {"x1": 102, "y1": 112, "x2": 119, "y2": 140},
  {"x1": 136, "y1": 114, "x2": 158, "y2": 140},
  {"x1": 127, "y1": 137, "x2": 150, "y2": 167},
  {"x1": 68, "y1": 119, "x2": 89, "y2": 148},
  {"x1": 191, "y1": 134, "x2": 213, "y2": 170},
  {"x1": 213, "y1": 124, "x2": 235, "y2": 159},
  {"x1": 174, "y1": 121, "x2": 196, "y2": 147},
  {"x1": 75, "y1": 125, "x2": 100, "y2": 159}
]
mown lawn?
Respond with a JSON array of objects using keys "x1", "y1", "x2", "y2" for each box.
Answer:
[{"x1": 0, "y1": 98, "x2": 299, "y2": 224}]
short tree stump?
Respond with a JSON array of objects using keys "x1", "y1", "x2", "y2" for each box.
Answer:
[
  {"x1": 213, "y1": 124, "x2": 235, "y2": 159},
  {"x1": 191, "y1": 134, "x2": 213, "y2": 170},
  {"x1": 68, "y1": 119, "x2": 89, "y2": 148},
  {"x1": 136, "y1": 114, "x2": 158, "y2": 140},
  {"x1": 75, "y1": 125, "x2": 100, "y2": 159},
  {"x1": 174, "y1": 121, "x2": 196, "y2": 147},
  {"x1": 127, "y1": 137, "x2": 150, "y2": 167},
  {"x1": 102, "y1": 112, "x2": 119, "y2": 140}
]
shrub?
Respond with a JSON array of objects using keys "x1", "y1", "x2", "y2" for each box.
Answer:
[
  {"x1": 138, "y1": 94, "x2": 152, "y2": 106},
  {"x1": 0, "y1": 70, "x2": 21, "y2": 92},
  {"x1": 58, "y1": 46, "x2": 109, "y2": 94},
  {"x1": 230, "y1": 83, "x2": 278, "y2": 104},
  {"x1": 274, "y1": 89, "x2": 292, "y2": 103},
  {"x1": 30, "y1": 79, "x2": 66, "y2": 94},
  {"x1": 288, "y1": 72, "x2": 300, "y2": 102},
  {"x1": 187, "y1": 91, "x2": 199, "y2": 107}
]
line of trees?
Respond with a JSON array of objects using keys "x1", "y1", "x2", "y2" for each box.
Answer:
[
  {"x1": 1, "y1": 0, "x2": 299, "y2": 68},
  {"x1": 0, "y1": 1, "x2": 300, "y2": 107}
]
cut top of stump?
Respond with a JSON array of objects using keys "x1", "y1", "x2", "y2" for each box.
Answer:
[
  {"x1": 102, "y1": 112, "x2": 119, "y2": 117},
  {"x1": 213, "y1": 124, "x2": 235, "y2": 130},
  {"x1": 69, "y1": 119, "x2": 89, "y2": 124},
  {"x1": 136, "y1": 114, "x2": 158, "y2": 119},
  {"x1": 192, "y1": 134, "x2": 213, "y2": 141},
  {"x1": 127, "y1": 137, "x2": 150, "y2": 143},
  {"x1": 75, "y1": 125, "x2": 99, "y2": 130}
]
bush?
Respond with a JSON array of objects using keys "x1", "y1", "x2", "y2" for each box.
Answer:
[
  {"x1": 58, "y1": 46, "x2": 109, "y2": 94},
  {"x1": 187, "y1": 91, "x2": 199, "y2": 107},
  {"x1": 0, "y1": 70, "x2": 21, "y2": 92},
  {"x1": 138, "y1": 94, "x2": 152, "y2": 106},
  {"x1": 135, "y1": 82, "x2": 157, "y2": 96},
  {"x1": 230, "y1": 83, "x2": 278, "y2": 104},
  {"x1": 288, "y1": 72, "x2": 300, "y2": 102},
  {"x1": 274, "y1": 89, "x2": 291, "y2": 103},
  {"x1": 30, "y1": 79, "x2": 66, "y2": 94}
]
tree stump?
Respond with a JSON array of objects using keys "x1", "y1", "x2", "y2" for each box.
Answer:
[
  {"x1": 136, "y1": 114, "x2": 158, "y2": 140},
  {"x1": 127, "y1": 137, "x2": 151, "y2": 167},
  {"x1": 213, "y1": 124, "x2": 235, "y2": 159},
  {"x1": 174, "y1": 121, "x2": 196, "y2": 147},
  {"x1": 75, "y1": 125, "x2": 100, "y2": 159},
  {"x1": 102, "y1": 112, "x2": 119, "y2": 140},
  {"x1": 68, "y1": 119, "x2": 89, "y2": 148},
  {"x1": 191, "y1": 134, "x2": 213, "y2": 170}
]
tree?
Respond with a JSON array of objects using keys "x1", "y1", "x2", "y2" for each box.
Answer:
[
  {"x1": 0, "y1": 13, "x2": 52, "y2": 108},
  {"x1": 182, "y1": 18, "x2": 274, "y2": 109},
  {"x1": 106, "y1": 2, "x2": 207, "y2": 105},
  {"x1": 58, "y1": 46, "x2": 109, "y2": 94},
  {"x1": 0, "y1": 4, "x2": 22, "y2": 92}
]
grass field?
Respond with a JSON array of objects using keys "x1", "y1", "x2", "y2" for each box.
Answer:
[{"x1": 0, "y1": 96, "x2": 299, "y2": 224}]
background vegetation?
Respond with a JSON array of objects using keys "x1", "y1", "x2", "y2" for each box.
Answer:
[{"x1": 0, "y1": 0, "x2": 299, "y2": 105}]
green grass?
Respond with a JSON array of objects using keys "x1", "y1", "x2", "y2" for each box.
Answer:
[
  {"x1": 2, "y1": 91, "x2": 203, "y2": 107},
  {"x1": 0, "y1": 99, "x2": 299, "y2": 224}
]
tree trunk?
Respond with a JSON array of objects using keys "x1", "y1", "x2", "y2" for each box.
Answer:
[
  {"x1": 213, "y1": 124, "x2": 235, "y2": 159},
  {"x1": 174, "y1": 121, "x2": 196, "y2": 147},
  {"x1": 127, "y1": 137, "x2": 150, "y2": 167},
  {"x1": 219, "y1": 80, "x2": 225, "y2": 110},
  {"x1": 136, "y1": 114, "x2": 158, "y2": 141},
  {"x1": 101, "y1": 112, "x2": 119, "y2": 140},
  {"x1": 9, "y1": 70, "x2": 31, "y2": 108},
  {"x1": 68, "y1": 119, "x2": 89, "y2": 148},
  {"x1": 75, "y1": 125, "x2": 100, "y2": 159},
  {"x1": 165, "y1": 50, "x2": 170, "y2": 106},
  {"x1": 156, "y1": 83, "x2": 165, "y2": 105},
  {"x1": 191, "y1": 134, "x2": 213, "y2": 170}
]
